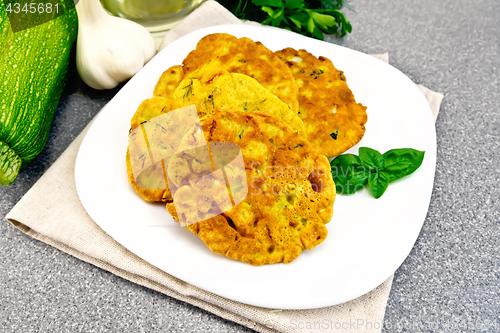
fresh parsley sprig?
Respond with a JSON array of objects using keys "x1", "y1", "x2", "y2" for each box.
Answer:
[
  {"x1": 330, "y1": 147, "x2": 425, "y2": 199},
  {"x1": 216, "y1": 0, "x2": 352, "y2": 40}
]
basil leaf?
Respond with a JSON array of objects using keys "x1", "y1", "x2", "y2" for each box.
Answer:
[
  {"x1": 330, "y1": 154, "x2": 368, "y2": 194},
  {"x1": 359, "y1": 147, "x2": 385, "y2": 171},
  {"x1": 383, "y1": 148, "x2": 425, "y2": 182},
  {"x1": 330, "y1": 146, "x2": 425, "y2": 198},
  {"x1": 343, "y1": 170, "x2": 368, "y2": 194},
  {"x1": 333, "y1": 170, "x2": 368, "y2": 194},
  {"x1": 330, "y1": 153, "x2": 361, "y2": 168},
  {"x1": 368, "y1": 171, "x2": 390, "y2": 199},
  {"x1": 384, "y1": 160, "x2": 412, "y2": 172}
]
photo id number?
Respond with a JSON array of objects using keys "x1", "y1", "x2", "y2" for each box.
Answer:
[{"x1": 5, "y1": 2, "x2": 60, "y2": 14}]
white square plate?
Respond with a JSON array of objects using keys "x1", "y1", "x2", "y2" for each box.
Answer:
[{"x1": 75, "y1": 24, "x2": 436, "y2": 309}]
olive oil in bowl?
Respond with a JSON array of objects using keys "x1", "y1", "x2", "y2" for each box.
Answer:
[{"x1": 100, "y1": 0, "x2": 205, "y2": 32}]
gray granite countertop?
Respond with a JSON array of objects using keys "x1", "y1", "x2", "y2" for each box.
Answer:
[{"x1": 1, "y1": 0, "x2": 499, "y2": 332}]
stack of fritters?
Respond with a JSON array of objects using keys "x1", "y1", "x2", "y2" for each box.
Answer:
[
  {"x1": 126, "y1": 33, "x2": 367, "y2": 265},
  {"x1": 166, "y1": 111, "x2": 335, "y2": 265}
]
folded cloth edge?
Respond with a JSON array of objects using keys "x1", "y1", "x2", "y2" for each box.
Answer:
[{"x1": 7, "y1": 208, "x2": 273, "y2": 333}]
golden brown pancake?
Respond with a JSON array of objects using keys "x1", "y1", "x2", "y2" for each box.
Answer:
[
  {"x1": 180, "y1": 33, "x2": 300, "y2": 115},
  {"x1": 166, "y1": 111, "x2": 335, "y2": 265},
  {"x1": 275, "y1": 48, "x2": 368, "y2": 158},
  {"x1": 173, "y1": 69, "x2": 306, "y2": 137},
  {"x1": 129, "y1": 70, "x2": 307, "y2": 204},
  {"x1": 153, "y1": 65, "x2": 184, "y2": 100},
  {"x1": 126, "y1": 96, "x2": 186, "y2": 203}
]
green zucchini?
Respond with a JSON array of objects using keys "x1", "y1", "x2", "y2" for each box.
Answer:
[{"x1": 0, "y1": 0, "x2": 78, "y2": 185}]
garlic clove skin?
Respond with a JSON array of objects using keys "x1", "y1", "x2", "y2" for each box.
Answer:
[{"x1": 76, "y1": 0, "x2": 157, "y2": 90}]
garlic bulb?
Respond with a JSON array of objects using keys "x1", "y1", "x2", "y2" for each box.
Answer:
[{"x1": 76, "y1": 0, "x2": 156, "y2": 90}]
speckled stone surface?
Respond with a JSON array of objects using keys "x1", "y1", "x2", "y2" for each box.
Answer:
[{"x1": 1, "y1": 0, "x2": 499, "y2": 332}]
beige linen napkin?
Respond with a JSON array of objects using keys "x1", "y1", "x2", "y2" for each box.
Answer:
[{"x1": 6, "y1": 1, "x2": 443, "y2": 332}]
